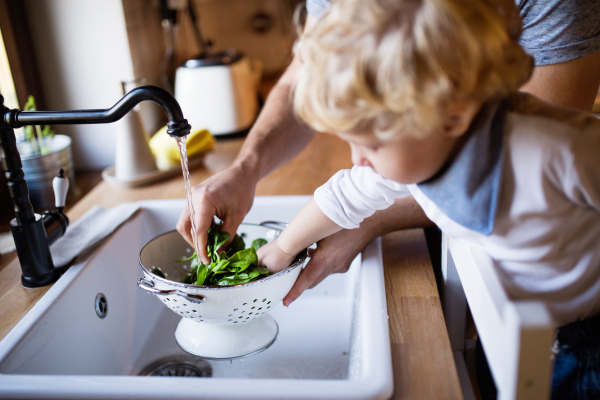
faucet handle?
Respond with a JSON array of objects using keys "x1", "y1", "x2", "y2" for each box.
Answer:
[{"x1": 53, "y1": 169, "x2": 69, "y2": 210}]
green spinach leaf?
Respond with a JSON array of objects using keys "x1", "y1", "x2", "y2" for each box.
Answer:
[
  {"x1": 228, "y1": 234, "x2": 246, "y2": 255},
  {"x1": 251, "y1": 238, "x2": 268, "y2": 251},
  {"x1": 151, "y1": 267, "x2": 165, "y2": 278},
  {"x1": 174, "y1": 224, "x2": 274, "y2": 286},
  {"x1": 175, "y1": 253, "x2": 196, "y2": 262},
  {"x1": 196, "y1": 263, "x2": 209, "y2": 285}
]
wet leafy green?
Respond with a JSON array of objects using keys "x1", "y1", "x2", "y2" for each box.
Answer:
[
  {"x1": 151, "y1": 267, "x2": 165, "y2": 278},
  {"x1": 251, "y1": 238, "x2": 268, "y2": 252},
  {"x1": 227, "y1": 232, "x2": 246, "y2": 255},
  {"x1": 176, "y1": 223, "x2": 271, "y2": 286}
]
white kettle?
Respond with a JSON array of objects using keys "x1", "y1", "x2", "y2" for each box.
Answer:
[{"x1": 174, "y1": 49, "x2": 262, "y2": 136}]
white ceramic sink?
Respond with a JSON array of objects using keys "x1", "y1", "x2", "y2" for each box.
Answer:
[{"x1": 0, "y1": 196, "x2": 393, "y2": 399}]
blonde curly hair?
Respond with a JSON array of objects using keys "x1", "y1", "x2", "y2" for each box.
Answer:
[{"x1": 293, "y1": 0, "x2": 533, "y2": 139}]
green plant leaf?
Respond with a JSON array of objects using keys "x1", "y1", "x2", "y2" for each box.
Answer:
[
  {"x1": 176, "y1": 252, "x2": 197, "y2": 262},
  {"x1": 251, "y1": 238, "x2": 268, "y2": 251},
  {"x1": 216, "y1": 277, "x2": 253, "y2": 286},
  {"x1": 211, "y1": 258, "x2": 230, "y2": 274},
  {"x1": 247, "y1": 270, "x2": 262, "y2": 280},
  {"x1": 22, "y1": 95, "x2": 54, "y2": 156},
  {"x1": 24, "y1": 95, "x2": 36, "y2": 111},
  {"x1": 196, "y1": 264, "x2": 209, "y2": 285},
  {"x1": 41, "y1": 125, "x2": 55, "y2": 139},
  {"x1": 227, "y1": 234, "x2": 245, "y2": 255},
  {"x1": 230, "y1": 261, "x2": 253, "y2": 273},
  {"x1": 254, "y1": 266, "x2": 271, "y2": 275},
  {"x1": 206, "y1": 224, "x2": 230, "y2": 263},
  {"x1": 227, "y1": 247, "x2": 258, "y2": 272},
  {"x1": 213, "y1": 231, "x2": 230, "y2": 254},
  {"x1": 180, "y1": 274, "x2": 195, "y2": 284},
  {"x1": 176, "y1": 225, "x2": 270, "y2": 286},
  {"x1": 151, "y1": 268, "x2": 165, "y2": 278},
  {"x1": 190, "y1": 257, "x2": 200, "y2": 270}
]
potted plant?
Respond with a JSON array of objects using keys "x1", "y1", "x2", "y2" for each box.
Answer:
[
  {"x1": 17, "y1": 95, "x2": 76, "y2": 212},
  {"x1": 22, "y1": 95, "x2": 56, "y2": 155}
]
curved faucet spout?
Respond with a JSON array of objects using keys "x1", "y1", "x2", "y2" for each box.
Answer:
[
  {"x1": 0, "y1": 85, "x2": 192, "y2": 288},
  {"x1": 4, "y1": 85, "x2": 191, "y2": 137}
]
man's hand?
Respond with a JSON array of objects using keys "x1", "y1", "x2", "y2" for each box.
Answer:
[
  {"x1": 282, "y1": 227, "x2": 373, "y2": 306},
  {"x1": 282, "y1": 195, "x2": 433, "y2": 306},
  {"x1": 176, "y1": 162, "x2": 258, "y2": 265}
]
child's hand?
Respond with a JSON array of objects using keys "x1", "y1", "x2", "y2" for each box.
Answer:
[{"x1": 257, "y1": 240, "x2": 297, "y2": 273}]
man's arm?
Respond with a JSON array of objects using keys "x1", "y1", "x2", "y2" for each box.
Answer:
[
  {"x1": 521, "y1": 49, "x2": 600, "y2": 111},
  {"x1": 234, "y1": 55, "x2": 314, "y2": 184},
  {"x1": 229, "y1": 14, "x2": 320, "y2": 183},
  {"x1": 176, "y1": 16, "x2": 319, "y2": 263}
]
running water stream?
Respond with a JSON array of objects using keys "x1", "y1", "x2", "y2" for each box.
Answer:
[{"x1": 176, "y1": 136, "x2": 203, "y2": 271}]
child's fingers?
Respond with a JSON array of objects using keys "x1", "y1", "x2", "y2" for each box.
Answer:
[
  {"x1": 256, "y1": 244, "x2": 270, "y2": 268},
  {"x1": 257, "y1": 242, "x2": 291, "y2": 273}
]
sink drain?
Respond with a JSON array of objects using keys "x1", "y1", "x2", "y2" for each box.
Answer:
[
  {"x1": 140, "y1": 355, "x2": 212, "y2": 378},
  {"x1": 95, "y1": 293, "x2": 107, "y2": 319}
]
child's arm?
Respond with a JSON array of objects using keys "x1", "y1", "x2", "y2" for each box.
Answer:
[
  {"x1": 257, "y1": 197, "x2": 343, "y2": 272},
  {"x1": 259, "y1": 166, "x2": 411, "y2": 272}
]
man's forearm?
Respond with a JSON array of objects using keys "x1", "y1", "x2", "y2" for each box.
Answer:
[
  {"x1": 235, "y1": 57, "x2": 316, "y2": 182},
  {"x1": 521, "y1": 50, "x2": 600, "y2": 112},
  {"x1": 233, "y1": 15, "x2": 321, "y2": 183}
]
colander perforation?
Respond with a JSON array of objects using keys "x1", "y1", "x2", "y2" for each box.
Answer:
[{"x1": 152, "y1": 287, "x2": 284, "y2": 324}]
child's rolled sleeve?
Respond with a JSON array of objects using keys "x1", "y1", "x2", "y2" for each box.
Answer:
[{"x1": 314, "y1": 166, "x2": 410, "y2": 229}]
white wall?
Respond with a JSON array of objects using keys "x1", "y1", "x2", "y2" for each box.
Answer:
[{"x1": 24, "y1": 0, "x2": 135, "y2": 169}]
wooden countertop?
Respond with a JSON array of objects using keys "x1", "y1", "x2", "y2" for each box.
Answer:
[{"x1": 0, "y1": 133, "x2": 462, "y2": 399}]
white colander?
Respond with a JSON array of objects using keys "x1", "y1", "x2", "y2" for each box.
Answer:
[{"x1": 137, "y1": 222, "x2": 307, "y2": 359}]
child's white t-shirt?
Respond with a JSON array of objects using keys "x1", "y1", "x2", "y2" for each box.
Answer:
[{"x1": 314, "y1": 93, "x2": 600, "y2": 327}]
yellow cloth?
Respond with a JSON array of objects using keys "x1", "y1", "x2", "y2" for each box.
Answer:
[{"x1": 149, "y1": 126, "x2": 215, "y2": 170}]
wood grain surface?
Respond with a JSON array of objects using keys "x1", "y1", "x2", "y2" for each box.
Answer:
[
  {"x1": 384, "y1": 230, "x2": 463, "y2": 399},
  {"x1": 0, "y1": 133, "x2": 462, "y2": 399}
]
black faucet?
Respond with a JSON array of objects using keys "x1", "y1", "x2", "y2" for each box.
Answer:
[{"x1": 0, "y1": 85, "x2": 191, "y2": 288}]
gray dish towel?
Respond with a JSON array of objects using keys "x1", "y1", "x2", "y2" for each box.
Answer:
[{"x1": 50, "y1": 202, "x2": 140, "y2": 267}]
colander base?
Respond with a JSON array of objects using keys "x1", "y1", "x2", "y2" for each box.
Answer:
[{"x1": 174, "y1": 314, "x2": 279, "y2": 359}]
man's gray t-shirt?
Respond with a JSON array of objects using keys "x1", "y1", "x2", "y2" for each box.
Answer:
[{"x1": 306, "y1": 0, "x2": 600, "y2": 66}]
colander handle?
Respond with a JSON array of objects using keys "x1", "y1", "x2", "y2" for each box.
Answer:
[
  {"x1": 259, "y1": 221, "x2": 288, "y2": 230},
  {"x1": 137, "y1": 278, "x2": 206, "y2": 304}
]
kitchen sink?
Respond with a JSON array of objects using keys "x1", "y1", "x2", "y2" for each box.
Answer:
[{"x1": 0, "y1": 196, "x2": 393, "y2": 399}]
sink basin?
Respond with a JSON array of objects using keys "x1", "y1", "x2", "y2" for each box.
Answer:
[{"x1": 0, "y1": 196, "x2": 393, "y2": 399}]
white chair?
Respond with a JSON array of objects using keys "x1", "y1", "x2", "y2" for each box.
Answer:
[{"x1": 442, "y1": 233, "x2": 555, "y2": 400}]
